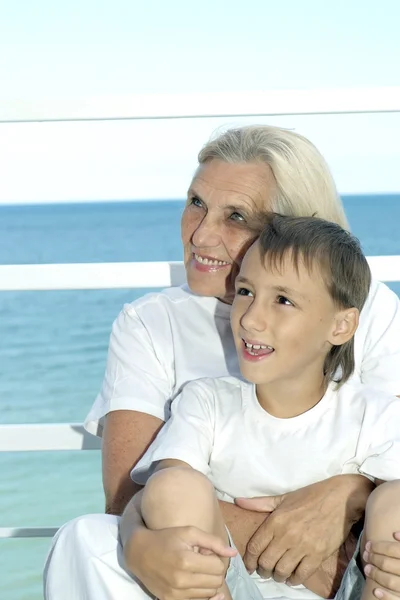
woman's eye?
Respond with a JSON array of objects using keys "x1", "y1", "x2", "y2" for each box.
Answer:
[
  {"x1": 277, "y1": 295, "x2": 293, "y2": 306},
  {"x1": 190, "y1": 196, "x2": 203, "y2": 208},
  {"x1": 236, "y1": 287, "x2": 253, "y2": 297},
  {"x1": 229, "y1": 211, "x2": 245, "y2": 222}
]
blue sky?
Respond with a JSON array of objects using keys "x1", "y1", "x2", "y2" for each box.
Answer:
[{"x1": 0, "y1": 0, "x2": 399, "y2": 203}]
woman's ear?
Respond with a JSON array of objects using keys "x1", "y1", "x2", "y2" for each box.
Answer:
[{"x1": 329, "y1": 308, "x2": 359, "y2": 346}]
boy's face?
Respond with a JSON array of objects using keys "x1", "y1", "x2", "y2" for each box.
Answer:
[{"x1": 230, "y1": 241, "x2": 352, "y2": 388}]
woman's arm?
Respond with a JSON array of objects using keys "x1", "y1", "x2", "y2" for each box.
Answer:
[
  {"x1": 87, "y1": 302, "x2": 175, "y2": 514},
  {"x1": 218, "y1": 501, "x2": 266, "y2": 556},
  {"x1": 102, "y1": 410, "x2": 163, "y2": 515},
  {"x1": 236, "y1": 474, "x2": 374, "y2": 586}
]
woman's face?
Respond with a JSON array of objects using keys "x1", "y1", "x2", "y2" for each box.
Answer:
[{"x1": 181, "y1": 159, "x2": 276, "y2": 303}]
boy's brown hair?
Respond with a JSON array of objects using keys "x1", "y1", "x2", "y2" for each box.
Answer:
[{"x1": 258, "y1": 213, "x2": 371, "y2": 386}]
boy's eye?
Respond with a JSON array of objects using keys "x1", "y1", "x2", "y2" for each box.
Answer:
[
  {"x1": 277, "y1": 295, "x2": 293, "y2": 306},
  {"x1": 236, "y1": 287, "x2": 253, "y2": 297}
]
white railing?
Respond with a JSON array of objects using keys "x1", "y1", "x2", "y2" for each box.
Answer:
[
  {"x1": 0, "y1": 424, "x2": 100, "y2": 540},
  {"x1": 2, "y1": 89, "x2": 399, "y2": 582},
  {"x1": 0, "y1": 261, "x2": 186, "y2": 291},
  {"x1": 1, "y1": 256, "x2": 400, "y2": 292},
  {"x1": 1, "y1": 256, "x2": 400, "y2": 539},
  {"x1": 0, "y1": 424, "x2": 101, "y2": 452},
  {"x1": 0, "y1": 261, "x2": 186, "y2": 539},
  {"x1": 2, "y1": 86, "x2": 400, "y2": 122}
]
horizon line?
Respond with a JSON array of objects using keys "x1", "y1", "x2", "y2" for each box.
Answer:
[{"x1": 1, "y1": 192, "x2": 400, "y2": 208}]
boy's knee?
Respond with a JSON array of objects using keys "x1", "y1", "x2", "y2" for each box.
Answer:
[
  {"x1": 144, "y1": 467, "x2": 213, "y2": 501},
  {"x1": 366, "y1": 480, "x2": 400, "y2": 517},
  {"x1": 142, "y1": 467, "x2": 215, "y2": 519}
]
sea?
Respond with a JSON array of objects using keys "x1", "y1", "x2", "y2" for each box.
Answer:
[{"x1": 1, "y1": 196, "x2": 400, "y2": 599}]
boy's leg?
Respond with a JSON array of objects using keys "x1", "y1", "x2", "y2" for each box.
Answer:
[
  {"x1": 360, "y1": 481, "x2": 400, "y2": 600},
  {"x1": 141, "y1": 467, "x2": 232, "y2": 600}
]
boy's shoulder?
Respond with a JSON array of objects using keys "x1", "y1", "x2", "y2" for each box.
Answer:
[
  {"x1": 337, "y1": 380, "x2": 399, "y2": 409},
  {"x1": 186, "y1": 375, "x2": 249, "y2": 395}
]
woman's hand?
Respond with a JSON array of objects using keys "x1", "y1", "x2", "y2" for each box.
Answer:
[
  {"x1": 124, "y1": 525, "x2": 236, "y2": 600},
  {"x1": 363, "y1": 534, "x2": 400, "y2": 600},
  {"x1": 235, "y1": 474, "x2": 374, "y2": 586}
]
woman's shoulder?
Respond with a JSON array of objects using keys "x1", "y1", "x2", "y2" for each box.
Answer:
[
  {"x1": 359, "y1": 278, "x2": 400, "y2": 324},
  {"x1": 355, "y1": 279, "x2": 400, "y2": 392},
  {"x1": 123, "y1": 284, "x2": 219, "y2": 316},
  {"x1": 110, "y1": 285, "x2": 224, "y2": 347}
]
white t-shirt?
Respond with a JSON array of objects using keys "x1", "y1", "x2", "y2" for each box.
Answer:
[
  {"x1": 132, "y1": 375, "x2": 400, "y2": 599},
  {"x1": 85, "y1": 279, "x2": 400, "y2": 435}
]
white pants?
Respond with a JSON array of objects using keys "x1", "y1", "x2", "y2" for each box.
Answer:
[
  {"x1": 44, "y1": 513, "x2": 155, "y2": 600},
  {"x1": 43, "y1": 513, "x2": 297, "y2": 600}
]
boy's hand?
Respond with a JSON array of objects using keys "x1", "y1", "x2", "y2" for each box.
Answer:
[
  {"x1": 363, "y1": 534, "x2": 400, "y2": 600},
  {"x1": 124, "y1": 525, "x2": 236, "y2": 599}
]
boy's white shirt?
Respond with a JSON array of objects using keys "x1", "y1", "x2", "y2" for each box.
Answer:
[
  {"x1": 132, "y1": 375, "x2": 400, "y2": 599},
  {"x1": 85, "y1": 279, "x2": 400, "y2": 435},
  {"x1": 132, "y1": 376, "x2": 400, "y2": 494}
]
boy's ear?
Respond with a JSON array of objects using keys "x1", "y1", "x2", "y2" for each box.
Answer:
[{"x1": 329, "y1": 308, "x2": 359, "y2": 346}]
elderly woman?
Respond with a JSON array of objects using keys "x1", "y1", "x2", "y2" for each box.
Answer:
[{"x1": 44, "y1": 126, "x2": 400, "y2": 600}]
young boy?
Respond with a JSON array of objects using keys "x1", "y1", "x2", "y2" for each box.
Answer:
[{"x1": 130, "y1": 214, "x2": 400, "y2": 600}]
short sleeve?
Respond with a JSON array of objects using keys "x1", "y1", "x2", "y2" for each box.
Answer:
[
  {"x1": 358, "y1": 397, "x2": 400, "y2": 481},
  {"x1": 359, "y1": 281, "x2": 400, "y2": 394},
  {"x1": 84, "y1": 304, "x2": 172, "y2": 436},
  {"x1": 131, "y1": 380, "x2": 215, "y2": 484}
]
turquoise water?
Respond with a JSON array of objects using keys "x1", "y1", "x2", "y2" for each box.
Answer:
[{"x1": 1, "y1": 196, "x2": 400, "y2": 598}]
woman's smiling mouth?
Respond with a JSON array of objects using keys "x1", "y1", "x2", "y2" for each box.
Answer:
[{"x1": 191, "y1": 252, "x2": 232, "y2": 271}]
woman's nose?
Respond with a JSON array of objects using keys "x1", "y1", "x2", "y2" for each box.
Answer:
[{"x1": 191, "y1": 214, "x2": 221, "y2": 248}]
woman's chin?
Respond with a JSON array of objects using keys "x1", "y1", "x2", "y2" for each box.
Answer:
[{"x1": 186, "y1": 271, "x2": 227, "y2": 299}]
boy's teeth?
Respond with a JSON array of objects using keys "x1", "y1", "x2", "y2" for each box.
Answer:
[
  {"x1": 194, "y1": 253, "x2": 229, "y2": 266},
  {"x1": 244, "y1": 341, "x2": 272, "y2": 350}
]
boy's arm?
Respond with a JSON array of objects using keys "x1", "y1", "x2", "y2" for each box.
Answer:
[
  {"x1": 121, "y1": 459, "x2": 235, "y2": 600},
  {"x1": 363, "y1": 534, "x2": 400, "y2": 600}
]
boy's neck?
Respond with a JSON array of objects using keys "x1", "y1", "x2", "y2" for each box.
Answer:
[{"x1": 255, "y1": 371, "x2": 328, "y2": 419}]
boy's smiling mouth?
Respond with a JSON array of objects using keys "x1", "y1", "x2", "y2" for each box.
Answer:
[{"x1": 241, "y1": 338, "x2": 275, "y2": 359}]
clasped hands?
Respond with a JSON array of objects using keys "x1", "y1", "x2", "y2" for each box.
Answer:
[{"x1": 125, "y1": 478, "x2": 400, "y2": 600}]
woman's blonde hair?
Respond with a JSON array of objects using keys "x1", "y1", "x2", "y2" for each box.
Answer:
[{"x1": 198, "y1": 125, "x2": 349, "y2": 229}]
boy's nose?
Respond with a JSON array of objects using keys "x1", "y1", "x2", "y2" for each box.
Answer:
[{"x1": 240, "y1": 302, "x2": 267, "y2": 333}]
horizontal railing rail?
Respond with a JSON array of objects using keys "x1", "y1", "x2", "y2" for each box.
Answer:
[
  {"x1": 1, "y1": 256, "x2": 400, "y2": 291},
  {"x1": 0, "y1": 424, "x2": 101, "y2": 452},
  {"x1": 0, "y1": 527, "x2": 59, "y2": 539},
  {"x1": 0, "y1": 261, "x2": 186, "y2": 291},
  {"x1": 0, "y1": 424, "x2": 100, "y2": 539},
  {"x1": 2, "y1": 86, "x2": 400, "y2": 123}
]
